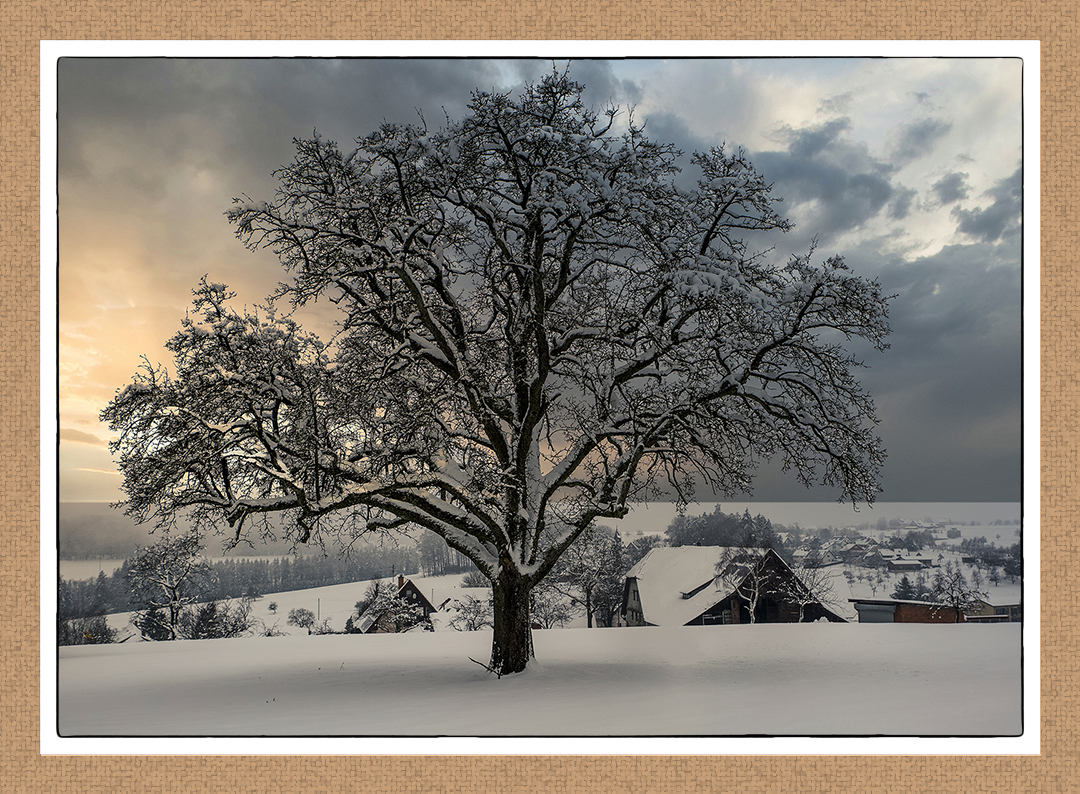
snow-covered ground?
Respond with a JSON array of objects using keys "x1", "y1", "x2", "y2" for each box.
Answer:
[
  {"x1": 58, "y1": 621, "x2": 1022, "y2": 740},
  {"x1": 54, "y1": 557, "x2": 1030, "y2": 754}
]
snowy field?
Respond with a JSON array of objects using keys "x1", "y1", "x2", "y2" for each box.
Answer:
[{"x1": 58, "y1": 622, "x2": 1022, "y2": 739}]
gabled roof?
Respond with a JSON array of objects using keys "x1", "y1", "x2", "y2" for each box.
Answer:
[
  {"x1": 626, "y1": 546, "x2": 758, "y2": 626},
  {"x1": 888, "y1": 559, "x2": 925, "y2": 569},
  {"x1": 397, "y1": 578, "x2": 438, "y2": 613},
  {"x1": 626, "y1": 546, "x2": 851, "y2": 626},
  {"x1": 357, "y1": 577, "x2": 437, "y2": 633}
]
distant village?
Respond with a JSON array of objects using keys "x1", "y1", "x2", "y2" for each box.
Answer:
[
  {"x1": 59, "y1": 512, "x2": 1023, "y2": 646},
  {"x1": 620, "y1": 517, "x2": 1019, "y2": 629}
]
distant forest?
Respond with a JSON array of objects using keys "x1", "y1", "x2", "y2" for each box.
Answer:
[
  {"x1": 58, "y1": 502, "x2": 480, "y2": 622},
  {"x1": 59, "y1": 531, "x2": 476, "y2": 622}
]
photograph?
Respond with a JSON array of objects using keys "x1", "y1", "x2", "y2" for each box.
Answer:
[{"x1": 50, "y1": 48, "x2": 1030, "y2": 747}]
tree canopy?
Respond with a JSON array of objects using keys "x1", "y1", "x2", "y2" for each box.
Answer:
[{"x1": 103, "y1": 68, "x2": 890, "y2": 673}]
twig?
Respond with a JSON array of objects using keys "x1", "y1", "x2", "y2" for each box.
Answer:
[{"x1": 468, "y1": 655, "x2": 502, "y2": 678}]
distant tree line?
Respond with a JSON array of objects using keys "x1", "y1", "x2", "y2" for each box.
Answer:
[
  {"x1": 883, "y1": 529, "x2": 937, "y2": 551},
  {"x1": 959, "y1": 536, "x2": 1023, "y2": 581},
  {"x1": 415, "y1": 531, "x2": 479, "y2": 577},
  {"x1": 58, "y1": 542, "x2": 421, "y2": 623},
  {"x1": 665, "y1": 507, "x2": 780, "y2": 551}
]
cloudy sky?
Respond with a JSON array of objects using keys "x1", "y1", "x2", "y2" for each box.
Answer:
[{"x1": 54, "y1": 54, "x2": 1026, "y2": 504}]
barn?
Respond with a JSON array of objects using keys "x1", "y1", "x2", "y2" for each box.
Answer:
[{"x1": 620, "y1": 546, "x2": 846, "y2": 627}]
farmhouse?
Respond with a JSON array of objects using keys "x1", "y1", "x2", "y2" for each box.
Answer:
[
  {"x1": 837, "y1": 542, "x2": 873, "y2": 564},
  {"x1": 887, "y1": 558, "x2": 926, "y2": 573},
  {"x1": 354, "y1": 575, "x2": 439, "y2": 634},
  {"x1": 620, "y1": 546, "x2": 846, "y2": 627},
  {"x1": 792, "y1": 547, "x2": 841, "y2": 567},
  {"x1": 965, "y1": 598, "x2": 1023, "y2": 623}
]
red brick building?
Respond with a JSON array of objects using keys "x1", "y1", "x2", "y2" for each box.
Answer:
[{"x1": 850, "y1": 597, "x2": 964, "y2": 623}]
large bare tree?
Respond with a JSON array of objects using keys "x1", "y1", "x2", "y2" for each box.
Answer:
[{"x1": 103, "y1": 69, "x2": 890, "y2": 674}]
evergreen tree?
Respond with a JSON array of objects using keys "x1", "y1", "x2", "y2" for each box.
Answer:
[
  {"x1": 188, "y1": 600, "x2": 227, "y2": 639},
  {"x1": 58, "y1": 615, "x2": 117, "y2": 646},
  {"x1": 1003, "y1": 541, "x2": 1022, "y2": 583},
  {"x1": 89, "y1": 571, "x2": 112, "y2": 616},
  {"x1": 892, "y1": 574, "x2": 917, "y2": 600},
  {"x1": 133, "y1": 606, "x2": 174, "y2": 641}
]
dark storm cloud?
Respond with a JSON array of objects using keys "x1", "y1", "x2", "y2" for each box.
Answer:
[
  {"x1": 614, "y1": 110, "x2": 730, "y2": 195},
  {"x1": 889, "y1": 117, "x2": 952, "y2": 164},
  {"x1": 837, "y1": 238, "x2": 1022, "y2": 501},
  {"x1": 560, "y1": 59, "x2": 644, "y2": 109},
  {"x1": 625, "y1": 105, "x2": 1021, "y2": 505},
  {"x1": 57, "y1": 58, "x2": 542, "y2": 317},
  {"x1": 931, "y1": 171, "x2": 970, "y2": 205},
  {"x1": 875, "y1": 241, "x2": 1020, "y2": 366},
  {"x1": 752, "y1": 119, "x2": 894, "y2": 249},
  {"x1": 786, "y1": 117, "x2": 852, "y2": 159},
  {"x1": 59, "y1": 59, "x2": 510, "y2": 195},
  {"x1": 58, "y1": 58, "x2": 646, "y2": 209},
  {"x1": 952, "y1": 167, "x2": 1022, "y2": 243},
  {"x1": 887, "y1": 186, "x2": 918, "y2": 220}
]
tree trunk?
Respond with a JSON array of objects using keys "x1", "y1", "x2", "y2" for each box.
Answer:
[
  {"x1": 168, "y1": 590, "x2": 181, "y2": 641},
  {"x1": 746, "y1": 592, "x2": 758, "y2": 624},
  {"x1": 490, "y1": 566, "x2": 534, "y2": 675}
]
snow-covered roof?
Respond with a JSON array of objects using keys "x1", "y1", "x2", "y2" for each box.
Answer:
[
  {"x1": 625, "y1": 546, "x2": 744, "y2": 626},
  {"x1": 974, "y1": 586, "x2": 1023, "y2": 607},
  {"x1": 794, "y1": 548, "x2": 836, "y2": 559},
  {"x1": 849, "y1": 597, "x2": 941, "y2": 607}
]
